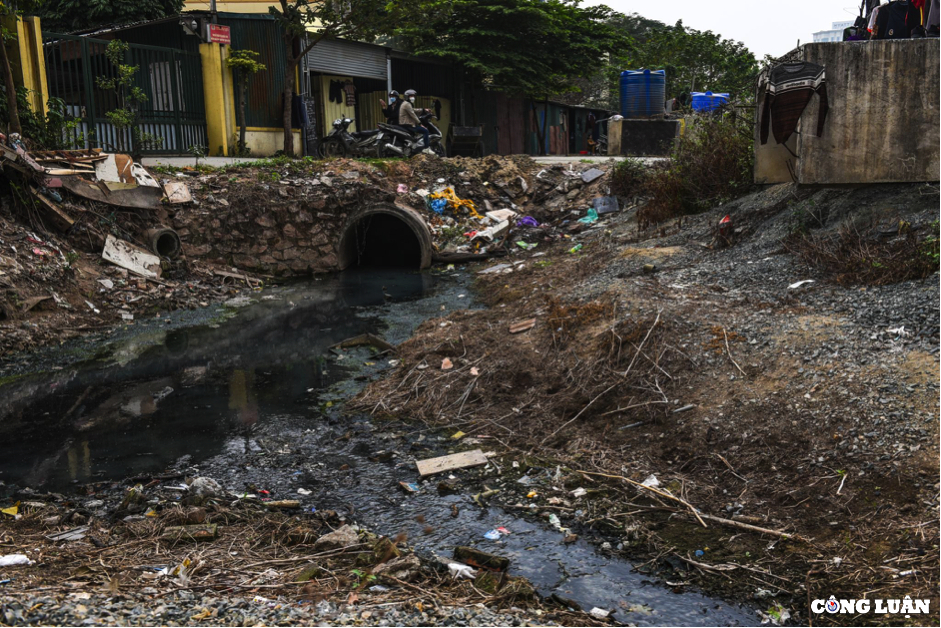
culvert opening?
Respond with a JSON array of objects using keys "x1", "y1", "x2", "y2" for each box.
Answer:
[
  {"x1": 155, "y1": 233, "x2": 180, "y2": 257},
  {"x1": 340, "y1": 213, "x2": 423, "y2": 268}
]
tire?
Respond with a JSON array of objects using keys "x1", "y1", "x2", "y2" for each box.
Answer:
[
  {"x1": 319, "y1": 138, "x2": 348, "y2": 158},
  {"x1": 432, "y1": 143, "x2": 446, "y2": 157}
]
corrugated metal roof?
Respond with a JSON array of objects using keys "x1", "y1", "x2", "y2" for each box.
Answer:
[{"x1": 306, "y1": 38, "x2": 387, "y2": 80}]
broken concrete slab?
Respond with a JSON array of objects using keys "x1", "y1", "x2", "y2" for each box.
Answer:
[
  {"x1": 593, "y1": 196, "x2": 620, "y2": 214},
  {"x1": 312, "y1": 524, "x2": 359, "y2": 551},
  {"x1": 581, "y1": 168, "x2": 604, "y2": 183},
  {"x1": 373, "y1": 554, "x2": 422, "y2": 582},
  {"x1": 102, "y1": 235, "x2": 162, "y2": 279},
  {"x1": 163, "y1": 181, "x2": 193, "y2": 204},
  {"x1": 416, "y1": 449, "x2": 489, "y2": 477}
]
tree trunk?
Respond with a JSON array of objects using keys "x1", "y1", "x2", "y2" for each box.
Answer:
[
  {"x1": 0, "y1": 34, "x2": 22, "y2": 135},
  {"x1": 238, "y1": 81, "x2": 247, "y2": 153}
]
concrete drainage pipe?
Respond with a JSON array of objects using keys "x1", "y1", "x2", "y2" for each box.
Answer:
[
  {"x1": 144, "y1": 227, "x2": 182, "y2": 259},
  {"x1": 338, "y1": 204, "x2": 433, "y2": 270}
]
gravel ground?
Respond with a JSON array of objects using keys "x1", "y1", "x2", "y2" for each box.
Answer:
[{"x1": 0, "y1": 592, "x2": 549, "y2": 626}]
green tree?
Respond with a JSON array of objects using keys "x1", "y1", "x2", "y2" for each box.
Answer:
[
  {"x1": 269, "y1": 0, "x2": 393, "y2": 156},
  {"x1": 226, "y1": 49, "x2": 266, "y2": 156},
  {"x1": 38, "y1": 0, "x2": 184, "y2": 34},
  {"x1": 95, "y1": 39, "x2": 161, "y2": 158},
  {"x1": 394, "y1": 0, "x2": 628, "y2": 153},
  {"x1": 629, "y1": 21, "x2": 758, "y2": 100}
]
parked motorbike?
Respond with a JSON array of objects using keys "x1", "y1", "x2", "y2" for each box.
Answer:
[
  {"x1": 376, "y1": 111, "x2": 446, "y2": 158},
  {"x1": 318, "y1": 118, "x2": 382, "y2": 157},
  {"x1": 588, "y1": 115, "x2": 622, "y2": 156}
]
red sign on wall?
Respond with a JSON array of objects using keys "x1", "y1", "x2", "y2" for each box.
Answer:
[{"x1": 208, "y1": 24, "x2": 231, "y2": 45}]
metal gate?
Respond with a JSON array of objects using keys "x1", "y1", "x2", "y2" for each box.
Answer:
[{"x1": 43, "y1": 32, "x2": 207, "y2": 155}]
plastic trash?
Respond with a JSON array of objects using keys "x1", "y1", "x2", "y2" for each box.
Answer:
[
  {"x1": 569, "y1": 244, "x2": 583, "y2": 254},
  {"x1": 571, "y1": 487, "x2": 587, "y2": 497},
  {"x1": 577, "y1": 209, "x2": 599, "y2": 224},
  {"x1": 516, "y1": 216, "x2": 539, "y2": 228},
  {"x1": 430, "y1": 198, "x2": 448, "y2": 214},
  {"x1": 787, "y1": 279, "x2": 815, "y2": 290},
  {"x1": 484, "y1": 529, "x2": 502, "y2": 540},
  {"x1": 695, "y1": 549, "x2": 705, "y2": 557},
  {"x1": 589, "y1": 608, "x2": 610, "y2": 619},
  {"x1": 0, "y1": 555, "x2": 32, "y2": 566},
  {"x1": 516, "y1": 241, "x2": 537, "y2": 250},
  {"x1": 297, "y1": 488, "x2": 312, "y2": 496},
  {"x1": 448, "y1": 562, "x2": 477, "y2": 579},
  {"x1": 641, "y1": 474, "x2": 659, "y2": 488},
  {"x1": 396, "y1": 183, "x2": 408, "y2": 194}
]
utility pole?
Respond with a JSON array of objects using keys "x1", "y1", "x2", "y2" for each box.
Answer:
[{"x1": 210, "y1": 0, "x2": 218, "y2": 24}]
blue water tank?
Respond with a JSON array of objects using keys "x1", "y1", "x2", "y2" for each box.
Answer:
[
  {"x1": 619, "y1": 69, "x2": 666, "y2": 118},
  {"x1": 691, "y1": 91, "x2": 729, "y2": 112}
]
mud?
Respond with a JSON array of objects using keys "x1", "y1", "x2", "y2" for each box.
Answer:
[{"x1": 0, "y1": 266, "x2": 756, "y2": 626}]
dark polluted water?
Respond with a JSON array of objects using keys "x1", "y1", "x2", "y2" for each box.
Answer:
[{"x1": 0, "y1": 268, "x2": 757, "y2": 626}]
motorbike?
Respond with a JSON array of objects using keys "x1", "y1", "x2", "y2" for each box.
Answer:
[
  {"x1": 376, "y1": 111, "x2": 446, "y2": 158},
  {"x1": 588, "y1": 115, "x2": 622, "y2": 156},
  {"x1": 318, "y1": 118, "x2": 383, "y2": 158}
]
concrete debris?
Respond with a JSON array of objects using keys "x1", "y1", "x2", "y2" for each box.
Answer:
[
  {"x1": 102, "y1": 235, "x2": 162, "y2": 279},
  {"x1": 372, "y1": 554, "x2": 422, "y2": 582},
  {"x1": 188, "y1": 477, "x2": 225, "y2": 498},
  {"x1": 312, "y1": 524, "x2": 359, "y2": 551}
]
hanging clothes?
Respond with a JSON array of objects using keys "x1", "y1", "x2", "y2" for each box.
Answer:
[
  {"x1": 759, "y1": 62, "x2": 829, "y2": 145},
  {"x1": 343, "y1": 81, "x2": 356, "y2": 106},
  {"x1": 873, "y1": 1, "x2": 920, "y2": 38},
  {"x1": 928, "y1": 0, "x2": 940, "y2": 34},
  {"x1": 329, "y1": 80, "x2": 343, "y2": 104}
]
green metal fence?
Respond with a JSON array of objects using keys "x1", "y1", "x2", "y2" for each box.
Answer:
[{"x1": 42, "y1": 32, "x2": 207, "y2": 155}]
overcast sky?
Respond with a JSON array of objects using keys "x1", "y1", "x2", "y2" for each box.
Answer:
[{"x1": 589, "y1": 0, "x2": 864, "y2": 58}]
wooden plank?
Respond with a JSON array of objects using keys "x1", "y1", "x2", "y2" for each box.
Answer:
[
  {"x1": 29, "y1": 186, "x2": 74, "y2": 232},
  {"x1": 161, "y1": 524, "x2": 218, "y2": 542},
  {"x1": 416, "y1": 449, "x2": 488, "y2": 477},
  {"x1": 509, "y1": 318, "x2": 536, "y2": 334}
]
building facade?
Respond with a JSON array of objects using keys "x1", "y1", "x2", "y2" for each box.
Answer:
[{"x1": 812, "y1": 21, "x2": 854, "y2": 43}]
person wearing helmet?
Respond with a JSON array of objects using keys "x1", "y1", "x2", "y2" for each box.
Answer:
[
  {"x1": 379, "y1": 90, "x2": 401, "y2": 125},
  {"x1": 398, "y1": 89, "x2": 429, "y2": 149}
]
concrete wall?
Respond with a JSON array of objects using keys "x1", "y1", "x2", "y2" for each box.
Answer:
[
  {"x1": 607, "y1": 119, "x2": 679, "y2": 157},
  {"x1": 173, "y1": 176, "x2": 395, "y2": 276},
  {"x1": 756, "y1": 39, "x2": 940, "y2": 184}
]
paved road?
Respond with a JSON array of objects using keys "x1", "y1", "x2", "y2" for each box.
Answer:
[{"x1": 142, "y1": 154, "x2": 669, "y2": 168}]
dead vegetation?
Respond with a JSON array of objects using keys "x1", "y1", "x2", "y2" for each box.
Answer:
[
  {"x1": 1, "y1": 496, "x2": 613, "y2": 624},
  {"x1": 350, "y1": 220, "x2": 939, "y2": 625},
  {"x1": 785, "y1": 220, "x2": 940, "y2": 286}
]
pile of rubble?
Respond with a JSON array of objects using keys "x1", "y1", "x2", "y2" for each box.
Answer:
[{"x1": 0, "y1": 138, "x2": 256, "y2": 357}]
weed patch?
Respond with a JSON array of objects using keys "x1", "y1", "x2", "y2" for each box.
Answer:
[
  {"x1": 638, "y1": 114, "x2": 753, "y2": 227},
  {"x1": 785, "y1": 222, "x2": 940, "y2": 286}
]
